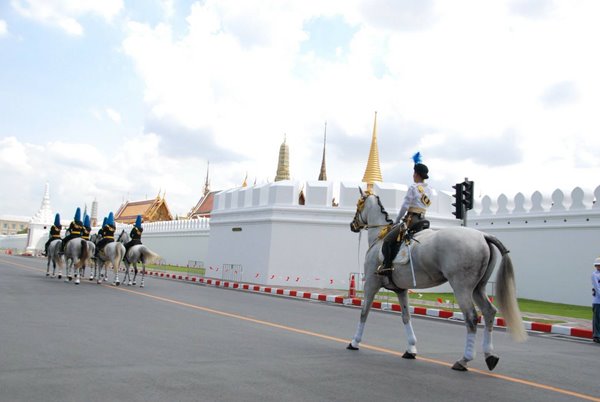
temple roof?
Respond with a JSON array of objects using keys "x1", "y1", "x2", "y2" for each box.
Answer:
[
  {"x1": 114, "y1": 195, "x2": 173, "y2": 223},
  {"x1": 188, "y1": 190, "x2": 220, "y2": 218}
]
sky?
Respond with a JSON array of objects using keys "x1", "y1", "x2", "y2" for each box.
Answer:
[{"x1": 1, "y1": 0, "x2": 599, "y2": 220}]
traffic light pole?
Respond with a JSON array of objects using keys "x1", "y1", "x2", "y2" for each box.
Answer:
[{"x1": 462, "y1": 177, "x2": 468, "y2": 227}]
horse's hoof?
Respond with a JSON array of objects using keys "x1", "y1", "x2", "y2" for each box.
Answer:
[
  {"x1": 485, "y1": 355, "x2": 500, "y2": 371},
  {"x1": 347, "y1": 343, "x2": 359, "y2": 351},
  {"x1": 402, "y1": 351, "x2": 416, "y2": 359},
  {"x1": 140, "y1": 284, "x2": 144, "y2": 288},
  {"x1": 46, "y1": 273, "x2": 50, "y2": 277},
  {"x1": 97, "y1": 280, "x2": 102, "y2": 284},
  {"x1": 58, "y1": 275, "x2": 62, "y2": 279},
  {"x1": 132, "y1": 282, "x2": 137, "y2": 286},
  {"x1": 451, "y1": 361, "x2": 468, "y2": 371},
  {"x1": 75, "y1": 281, "x2": 80, "y2": 285}
]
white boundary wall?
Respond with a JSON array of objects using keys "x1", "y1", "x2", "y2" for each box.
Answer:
[
  {"x1": 206, "y1": 181, "x2": 459, "y2": 290},
  {"x1": 6, "y1": 182, "x2": 598, "y2": 305},
  {"x1": 469, "y1": 186, "x2": 600, "y2": 306},
  {"x1": 0, "y1": 234, "x2": 28, "y2": 251},
  {"x1": 117, "y1": 219, "x2": 210, "y2": 267}
]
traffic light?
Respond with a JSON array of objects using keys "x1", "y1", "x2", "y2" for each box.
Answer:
[
  {"x1": 462, "y1": 180, "x2": 474, "y2": 211},
  {"x1": 452, "y1": 182, "x2": 464, "y2": 220}
]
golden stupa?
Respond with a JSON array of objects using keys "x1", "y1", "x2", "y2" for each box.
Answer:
[
  {"x1": 362, "y1": 111, "x2": 383, "y2": 190},
  {"x1": 275, "y1": 135, "x2": 290, "y2": 181}
]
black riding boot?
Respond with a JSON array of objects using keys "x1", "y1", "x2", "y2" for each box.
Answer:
[{"x1": 377, "y1": 225, "x2": 402, "y2": 275}]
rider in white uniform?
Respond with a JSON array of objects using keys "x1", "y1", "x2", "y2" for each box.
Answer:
[{"x1": 378, "y1": 153, "x2": 431, "y2": 275}]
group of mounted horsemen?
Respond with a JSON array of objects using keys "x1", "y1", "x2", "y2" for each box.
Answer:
[{"x1": 43, "y1": 208, "x2": 159, "y2": 287}]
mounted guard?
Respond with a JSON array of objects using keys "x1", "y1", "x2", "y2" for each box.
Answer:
[
  {"x1": 82, "y1": 214, "x2": 91, "y2": 240},
  {"x1": 377, "y1": 152, "x2": 431, "y2": 275},
  {"x1": 95, "y1": 212, "x2": 115, "y2": 258},
  {"x1": 124, "y1": 215, "x2": 143, "y2": 263},
  {"x1": 43, "y1": 213, "x2": 62, "y2": 256},
  {"x1": 62, "y1": 208, "x2": 84, "y2": 253}
]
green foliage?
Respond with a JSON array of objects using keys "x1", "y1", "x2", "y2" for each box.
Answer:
[{"x1": 146, "y1": 264, "x2": 205, "y2": 276}]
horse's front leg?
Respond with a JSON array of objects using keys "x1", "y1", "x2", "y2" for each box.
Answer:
[
  {"x1": 46, "y1": 256, "x2": 51, "y2": 276},
  {"x1": 396, "y1": 289, "x2": 417, "y2": 358},
  {"x1": 348, "y1": 273, "x2": 381, "y2": 350}
]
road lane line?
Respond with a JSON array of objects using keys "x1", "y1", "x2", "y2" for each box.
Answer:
[{"x1": 3, "y1": 257, "x2": 599, "y2": 402}]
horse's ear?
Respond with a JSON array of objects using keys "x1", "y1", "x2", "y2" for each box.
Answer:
[{"x1": 358, "y1": 186, "x2": 364, "y2": 197}]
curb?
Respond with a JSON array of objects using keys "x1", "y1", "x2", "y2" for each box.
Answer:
[{"x1": 145, "y1": 271, "x2": 593, "y2": 340}]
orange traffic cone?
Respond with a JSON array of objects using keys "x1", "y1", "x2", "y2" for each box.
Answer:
[{"x1": 349, "y1": 274, "x2": 357, "y2": 298}]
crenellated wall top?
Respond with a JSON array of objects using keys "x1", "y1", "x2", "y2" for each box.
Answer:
[
  {"x1": 211, "y1": 181, "x2": 453, "y2": 216},
  {"x1": 476, "y1": 186, "x2": 599, "y2": 216},
  {"x1": 114, "y1": 217, "x2": 210, "y2": 234}
]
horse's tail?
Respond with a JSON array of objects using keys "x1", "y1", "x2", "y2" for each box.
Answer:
[
  {"x1": 485, "y1": 234, "x2": 527, "y2": 342},
  {"x1": 74, "y1": 240, "x2": 88, "y2": 269},
  {"x1": 114, "y1": 243, "x2": 125, "y2": 272},
  {"x1": 139, "y1": 246, "x2": 160, "y2": 265}
]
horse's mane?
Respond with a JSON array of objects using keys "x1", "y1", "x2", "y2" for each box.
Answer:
[{"x1": 373, "y1": 194, "x2": 394, "y2": 224}]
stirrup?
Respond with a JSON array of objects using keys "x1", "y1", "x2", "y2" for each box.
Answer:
[{"x1": 376, "y1": 264, "x2": 394, "y2": 276}]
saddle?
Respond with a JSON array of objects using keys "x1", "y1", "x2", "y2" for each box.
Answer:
[{"x1": 380, "y1": 220, "x2": 430, "y2": 266}]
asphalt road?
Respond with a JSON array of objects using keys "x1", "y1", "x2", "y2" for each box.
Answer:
[{"x1": 1, "y1": 255, "x2": 598, "y2": 402}]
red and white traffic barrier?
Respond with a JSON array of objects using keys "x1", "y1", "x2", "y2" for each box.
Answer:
[{"x1": 146, "y1": 270, "x2": 593, "y2": 340}]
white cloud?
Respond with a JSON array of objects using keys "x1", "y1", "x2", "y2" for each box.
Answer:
[
  {"x1": 5, "y1": 0, "x2": 600, "y2": 218},
  {"x1": 10, "y1": 0, "x2": 123, "y2": 35},
  {"x1": 0, "y1": 19, "x2": 8, "y2": 36},
  {"x1": 105, "y1": 108, "x2": 122, "y2": 124},
  {"x1": 115, "y1": 0, "x2": 600, "y2": 202}
]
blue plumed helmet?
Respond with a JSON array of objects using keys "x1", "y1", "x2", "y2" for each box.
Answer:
[
  {"x1": 107, "y1": 212, "x2": 115, "y2": 226},
  {"x1": 102, "y1": 217, "x2": 107, "y2": 227},
  {"x1": 54, "y1": 213, "x2": 61, "y2": 226},
  {"x1": 412, "y1": 151, "x2": 429, "y2": 179},
  {"x1": 83, "y1": 214, "x2": 91, "y2": 229},
  {"x1": 74, "y1": 207, "x2": 81, "y2": 223},
  {"x1": 135, "y1": 215, "x2": 142, "y2": 229}
]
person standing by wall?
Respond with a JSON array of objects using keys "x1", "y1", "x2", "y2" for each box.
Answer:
[{"x1": 592, "y1": 257, "x2": 600, "y2": 343}]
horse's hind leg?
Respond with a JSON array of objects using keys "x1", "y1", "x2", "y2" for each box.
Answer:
[
  {"x1": 348, "y1": 274, "x2": 380, "y2": 350},
  {"x1": 395, "y1": 289, "x2": 417, "y2": 358},
  {"x1": 451, "y1": 287, "x2": 479, "y2": 371},
  {"x1": 473, "y1": 285, "x2": 499, "y2": 370},
  {"x1": 139, "y1": 263, "x2": 145, "y2": 288}
]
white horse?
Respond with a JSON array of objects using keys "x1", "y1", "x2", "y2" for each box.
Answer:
[
  {"x1": 64, "y1": 238, "x2": 90, "y2": 285},
  {"x1": 45, "y1": 239, "x2": 64, "y2": 278},
  {"x1": 94, "y1": 232, "x2": 126, "y2": 286},
  {"x1": 348, "y1": 189, "x2": 526, "y2": 371},
  {"x1": 117, "y1": 230, "x2": 160, "y2": 288}
]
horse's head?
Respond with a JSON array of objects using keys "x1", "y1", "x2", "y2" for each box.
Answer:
[
  {"x1": 117, "y1": 229, "x2": 129, "y2": 244},
  {"x1": 350, "y1": 187, "x2": 393, "y2": 232}
]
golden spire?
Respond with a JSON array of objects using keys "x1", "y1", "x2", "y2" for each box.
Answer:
[
  {"x1": 242, "y1": 172, "x2": 248, "y2": 187},
  {"x1": 318, "y1": 122, "x2": 327, "y2": 181},
  {"x1": 274, "y1": 134, "x2": 290, "y2": 181},
  {"x1": 203, "y1": 161, "x2": 210, "y2": 196},
  {"x1": 361, "y1": 111, "x2": 383, "y2": 190}
]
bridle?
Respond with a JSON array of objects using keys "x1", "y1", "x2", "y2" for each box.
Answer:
[{"x1": 350, "y1": 192, "x2": 393, "y2": 233}]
